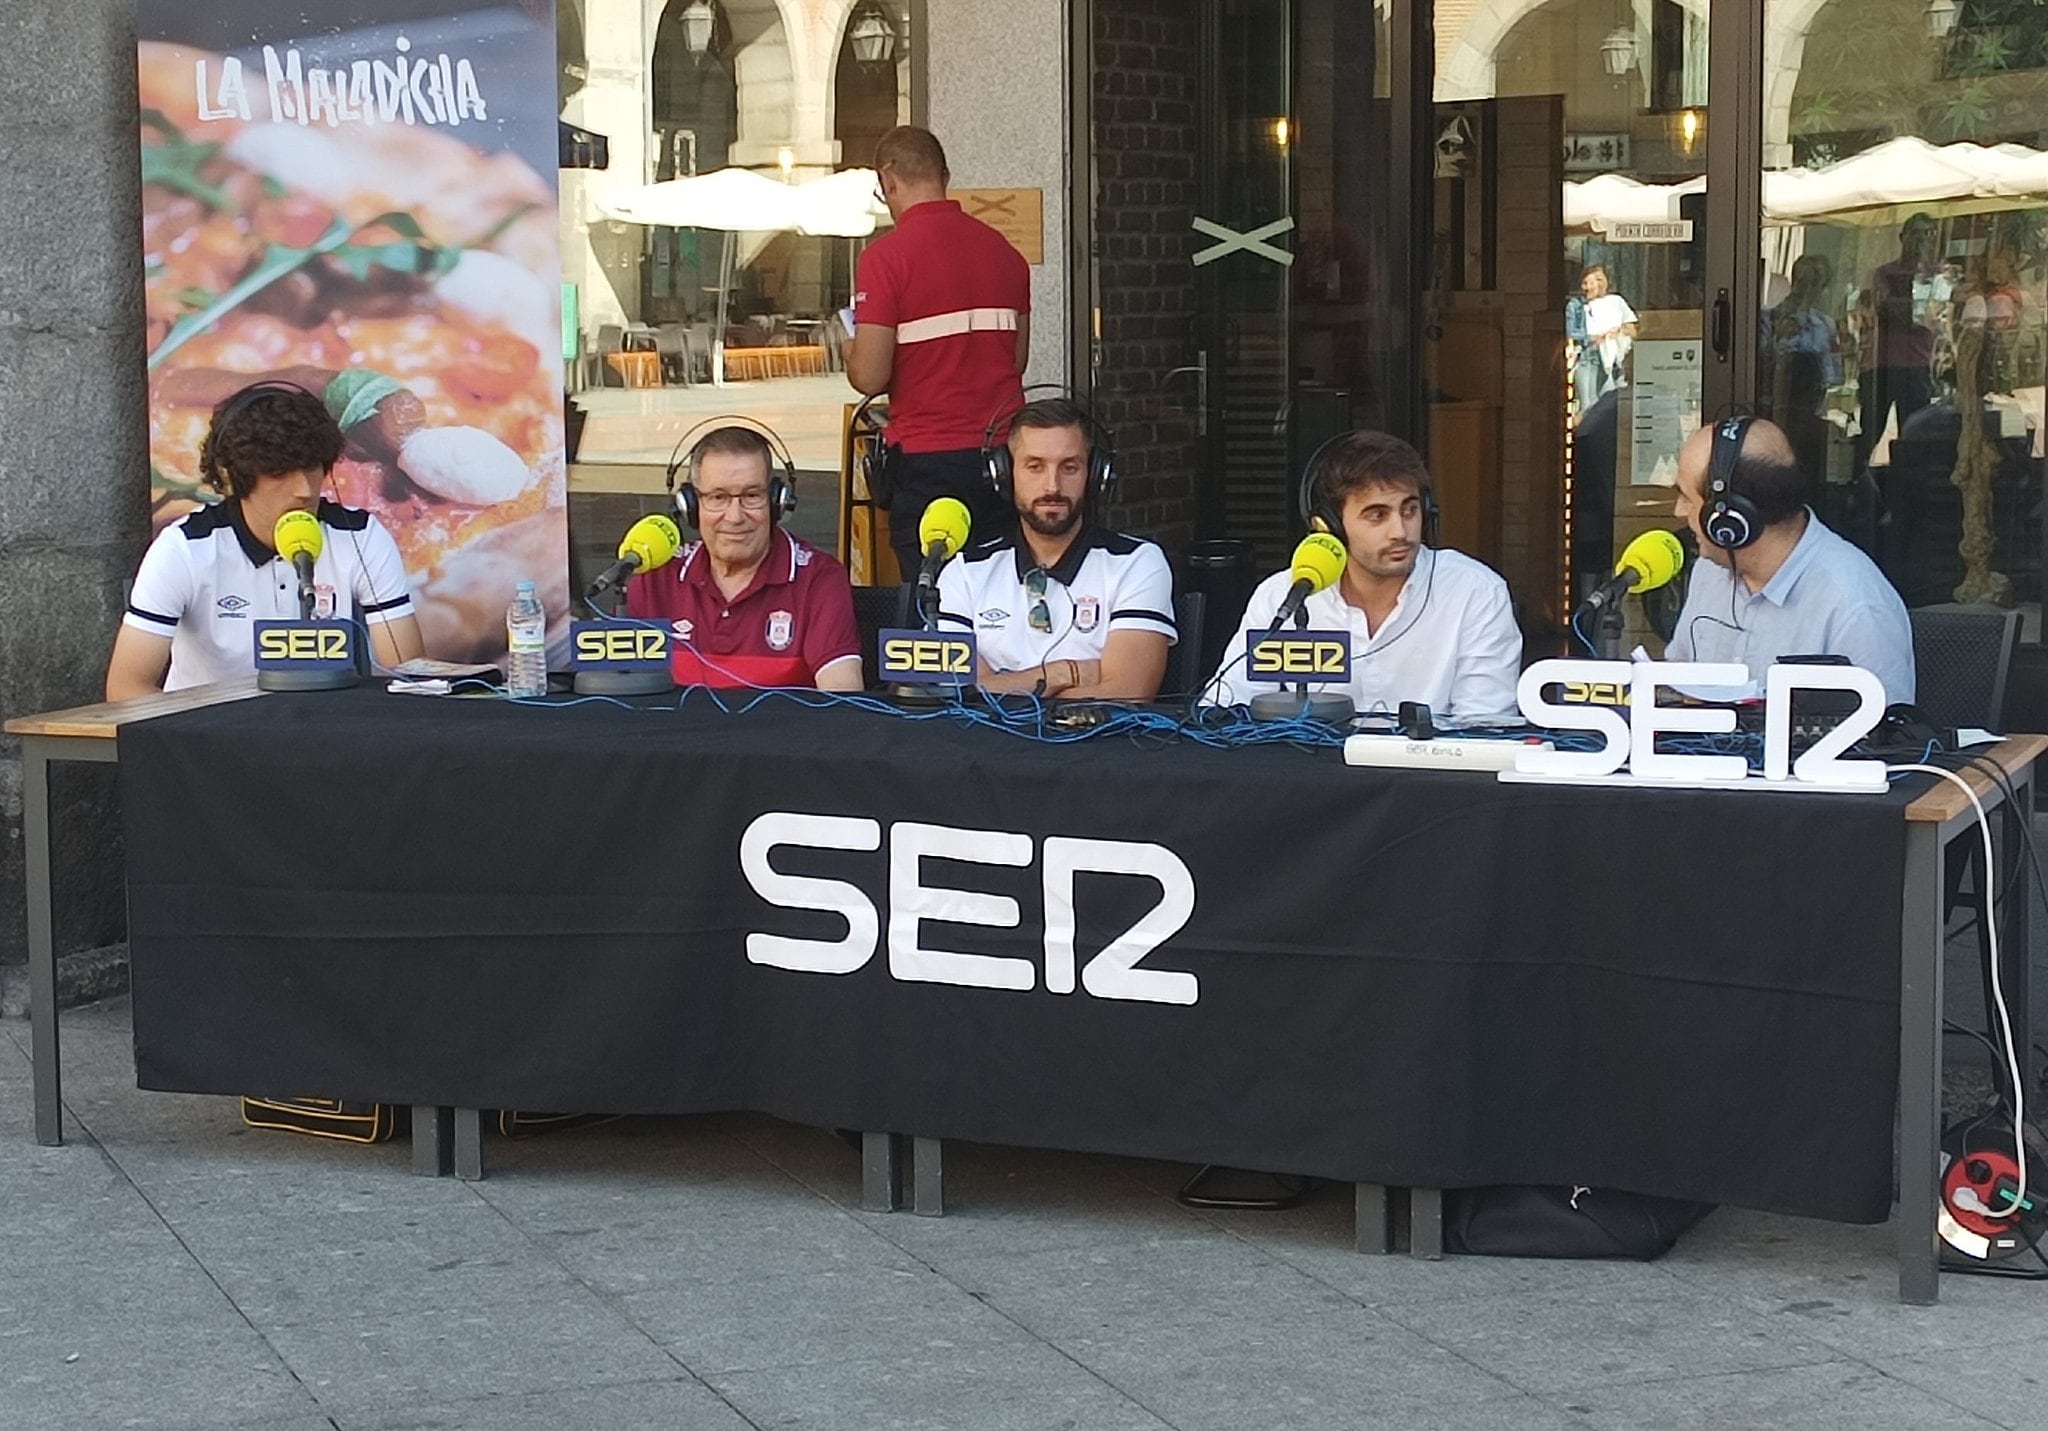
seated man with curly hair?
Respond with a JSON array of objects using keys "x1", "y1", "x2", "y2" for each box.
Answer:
[{"x1": 106, "y1": 381, "x2": 425, "y2": 700}]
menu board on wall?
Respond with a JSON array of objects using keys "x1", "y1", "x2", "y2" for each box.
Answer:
[
  {"x1": 1628, "y1": 339, "x2": 1702, "y2": 487},
  {"x1": 134, "y1": 1, "x2": 565, "y2": 662}
]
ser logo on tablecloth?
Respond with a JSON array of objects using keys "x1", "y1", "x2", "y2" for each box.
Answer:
[{"x1": 739, "y1": 814, "x2": 1199, "y2": 1005}]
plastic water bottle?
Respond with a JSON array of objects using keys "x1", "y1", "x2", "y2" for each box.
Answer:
[{"x1": 505, "y1": 581, "x2": 548, "y2": 698}]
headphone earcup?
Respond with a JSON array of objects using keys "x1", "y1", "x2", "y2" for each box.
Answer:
[
  {"x1": 1307, "y1": 506, "x2": 1347, "y2": 547},
  {"x1": 1091, "y1": 448, "x2": 1117, "y2": 505},
  {"x1": 771, "y1": 465, "x2": 797, "y2": 522},
  {"x1": 1705, "y1": 496, "x2": 1756, "y2": 551},
  {"x1": 986, "y1": 445, "x2": 1012, "y2": 497},
  {"x1": 675, "y1": 482, "x2": 700, "y2": 529}
]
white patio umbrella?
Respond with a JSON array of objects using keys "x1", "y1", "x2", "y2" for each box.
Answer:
[{"x1": 592, "y1": 168, "x2": 890, "y2": 382}]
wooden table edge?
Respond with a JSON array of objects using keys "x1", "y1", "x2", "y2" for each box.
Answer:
[
  {"x1": 1902, "y1": 733, "x2": 2048, "y2": 823},
  {"x1": 4, "y1": 679, "x2": 267, "y2": 741}
]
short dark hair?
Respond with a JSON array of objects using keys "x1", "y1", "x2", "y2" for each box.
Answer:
[
  {"x1": 874, "y1": 125, "x2": 948, "y2": 185},
  {"x1": 198, "y1": 385, "x2": 345, "y2": 500},
  {"x1": 690, "y1": 424, "x2": 773, "y2": 483},
  {"x1": 1007, "y1": 397, "x2": 1089, "y2": 446},
  {"x1": 1722, "y1": 421, "x2": 1809, "y2": 528},
  {"x1": 1308, "y1": 430, "x2": 1433, "y2": 515}
]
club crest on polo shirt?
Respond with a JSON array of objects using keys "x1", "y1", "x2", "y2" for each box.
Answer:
[
  {"x1": 766, "y1": 609, "x2": 795, "y2": 651},
  {"x1": 216, "y1": 594, "x2": 250, "y2": 618},
  {"x1": 1075, "y1": 595, "x2": 1101, "y2": 632}
]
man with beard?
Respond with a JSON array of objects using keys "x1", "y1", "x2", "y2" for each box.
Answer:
[
  {"x1": 934, "y1": 397, "x2": 1175, "y2": 699},
  {"x1": 1204, "y1": 430, "x2": 1521, "y2": 720}
]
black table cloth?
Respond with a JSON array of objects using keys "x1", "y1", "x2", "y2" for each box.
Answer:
[{"x1": 120, "y1": 687, "x2": 1911, "y2": 1221}]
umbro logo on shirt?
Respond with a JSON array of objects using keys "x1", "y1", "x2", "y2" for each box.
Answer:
[
  {"x1": 216, "y1": 594, "x2": 250, "y2": 618},
  {"x1": 979, "y1": 608, "x2": 1009, "y2": 624}
]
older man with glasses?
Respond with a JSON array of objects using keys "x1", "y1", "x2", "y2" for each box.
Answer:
[
  {"x1": 933, "y1": 397, "x2": 1175, "y2": 700},
  {"x1": 623, "y1": 424, "x2": 863, "y2": 691}
]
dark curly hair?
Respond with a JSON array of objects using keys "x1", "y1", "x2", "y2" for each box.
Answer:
[{"x1": 197, "y1": 384, "x2": 345, "y2": 500}]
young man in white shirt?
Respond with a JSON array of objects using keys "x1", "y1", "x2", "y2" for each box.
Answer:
[
  {"x1": 934, "y1": 397, "x2": 1176, "y2": 700},
  {"x1": 1206, "y1": 430, "x2": 1522, "y2": 720},
  {"x1": 106, "y1": 383, "x2": 424, "y2": 699}
]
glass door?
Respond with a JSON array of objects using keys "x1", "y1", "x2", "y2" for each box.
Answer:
[
  {"x1": 1462, "y1": 0, "x2": 1711, "y2": 633},
  {"x1": 1759, "y1": 0, "x2": 2048, "y2": 637},
  {"x1": 1191, "y1": 0, "x2": 1297, "y2": 567}
]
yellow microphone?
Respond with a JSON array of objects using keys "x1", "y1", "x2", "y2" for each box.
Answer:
[
  {"x1": 273, "y1": 510, "x2": 323, "y2": 618},
  {"x1": 1582, "y1": 528, "x2": 1685, "y2": 613},
  {"x1": 1268, "y1": 530, "x2": 1349, "y2": 629},
  {"x1": 917, "y1": 497, "x2": 972, "y2": 564},
  {"x1": 587, "y1": 514, "x2": 683, "y2": 598},
  {"x1": 914, "y1": 496, "x2": 973, "y2": 604}
]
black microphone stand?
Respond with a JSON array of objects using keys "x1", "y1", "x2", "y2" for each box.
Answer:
[
  {"x1": 1248, "y1": 603, "x2": 1357, "y2": 724},
  {"x1": 573, "y1": 583, "x2": 675, "y2": 697}
]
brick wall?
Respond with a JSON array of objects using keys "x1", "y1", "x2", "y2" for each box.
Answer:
[{"x1": 1088, "y1": 0, "x2": 1203, "y2": 558}]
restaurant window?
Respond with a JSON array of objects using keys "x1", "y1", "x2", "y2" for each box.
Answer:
[{"x1": 557, "y1": 0, "x2": 917, "y2": 506}]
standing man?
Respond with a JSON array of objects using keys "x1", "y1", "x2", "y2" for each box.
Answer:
[
  {"x1": 1204, "y1": 431, "x2": 1521, "y2": 720},
  {"x1": 935, "y1": 399, "x2": 1175, "y2": 700},
  {"x1": 1667, "y1": 416, "x2": 1914, "y2": 704},
  {"x1": 624, "y1": 425, "x2": 863, "y2": 691},
  {"x1": 1855, "y1": 213, "x2": 1941, "y2": 475},
  {"x1": 106, "y1": 383, "x2": 423, "y2": 700},
  {"x1": 845, "y1": 124, "x2": 1030, "y2": 576}
]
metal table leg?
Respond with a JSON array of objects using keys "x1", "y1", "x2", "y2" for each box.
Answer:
[
  {"x1": 453, "y1": 1108, "x2": 484, "y2": 1180},
  {"x1": 23, "y1": 737, "x2": 61, "y2": 1146},
  {"x1": 412, "y1": 1105, "x2": 453, "y2": 1176},
  {"x1": 861, "y1": 1131, "x2": 903, "y2": 1212},
  {"x1": 1410, "y1": 1187, "x2": 1444, "y2": 1260},
  {"x1": 1899, "y1": 819, "x2": 1945, "y2": 1305},
  {"x1": 912, "y1": 1136, "x2": 944, "y2": 1216},
  {"x1": 1355, "y1": 1184, "x2": 1393, "y2": 1254}
]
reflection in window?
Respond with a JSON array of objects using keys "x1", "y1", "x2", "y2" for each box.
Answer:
[{"x1": 558, "y1": 0, "x2": 915, "y2": 484}]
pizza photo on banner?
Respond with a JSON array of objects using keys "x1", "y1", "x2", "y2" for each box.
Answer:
[{"x1": 135, "y1": 0, "x2": 565, "y2": 662}]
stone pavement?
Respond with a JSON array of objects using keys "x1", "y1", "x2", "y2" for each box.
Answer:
[{"x1": 8, "y1": 996, "x2": 2048, "y2": 1431}]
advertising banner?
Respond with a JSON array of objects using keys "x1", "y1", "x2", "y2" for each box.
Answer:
[{"x1": 136, "y1": 0, "x2": 565, "y2": 661}]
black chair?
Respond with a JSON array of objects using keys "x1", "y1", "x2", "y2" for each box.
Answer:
[
  {"x1": 850, "y1": 583, "x2": 913, "y2": 689},
  {"x1": 1909, "y1": 606, "x2": 2020, "y2": 731},
  {"x1": 1158, "y1": 590, "x2": 1207, "y2": 702}
]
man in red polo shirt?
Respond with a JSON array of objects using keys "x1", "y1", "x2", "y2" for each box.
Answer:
[
  {"x1": 846, "y1": 124, "x2": 1029, "y2": 577},
  {"x1": 624, "y1": 425, "x2": 862, "y2": 690}
]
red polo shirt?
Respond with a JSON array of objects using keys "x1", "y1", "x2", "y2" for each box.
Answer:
[
  {"x1": 854, "y1": 199, "x2": 1029, "y2": 452},
  {"x1": 623, "y1": 528, "x2": 861, "y2": 688}
]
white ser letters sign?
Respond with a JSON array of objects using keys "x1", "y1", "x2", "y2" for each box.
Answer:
[
  {"x1": 1512, "y1": 659, "x2": 1887, "y2": 792},
  {"x1": 739, "y1": 815, "x2": 1200, "y2": 1005}
]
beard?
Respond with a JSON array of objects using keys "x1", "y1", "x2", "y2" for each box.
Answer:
[{"x1": 1020, "y1": 498, "x2": 1081, "y2": 538}]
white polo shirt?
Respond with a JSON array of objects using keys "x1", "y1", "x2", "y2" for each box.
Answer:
[
  {"x1": 935, "y1": 526, "x2": 1177, "y2": 672},
  {"x1": 124, "y1": 500, "x2": 416, "y2": 691},
  {"x1": 1203, "y1": 546, "x2": 1523, "y2": 721}
]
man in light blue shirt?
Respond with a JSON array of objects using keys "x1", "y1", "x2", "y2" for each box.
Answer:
[{"x1": 1665, "y1": 416, "x2": 1915, "y2": 704}]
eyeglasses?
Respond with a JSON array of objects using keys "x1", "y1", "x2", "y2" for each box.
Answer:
[
  {"x1": 697, "y1": 489, "x2": 770, "y2": 515},
  {"x1": 1025, "y1": 567, "x2": 1052, "y2": 633}
]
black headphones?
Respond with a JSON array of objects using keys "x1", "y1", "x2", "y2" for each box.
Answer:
[
  {"x1": 1297, "y1": 430, "x2": 1442, "y2": 548},
  {"x1": 1703, "y1": 414, "x2": 1762, "y2": 551},
  {"x1": 199, "y1": 379, "x2": 326, "y2": 499},
  {"x1": 982, "y1": 386, "x2": 1119, "y2": 506},
  {"x1": 851, "y1": 394, "x2": 888, "y2": 501},
  {"x1": 664, "y1": 416, "x2": 798, "y2": 529}
]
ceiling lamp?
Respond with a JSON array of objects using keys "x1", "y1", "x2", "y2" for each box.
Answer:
[
  {"x1": 1600, "y1": 26, "x2": 1639, "y2": 77},
  {"x1": 849, "y1": 4, "x2": 897, "y2": 65},
  {"x1": 681, "y1": 0, "x2": 717, "y2": 59}
]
